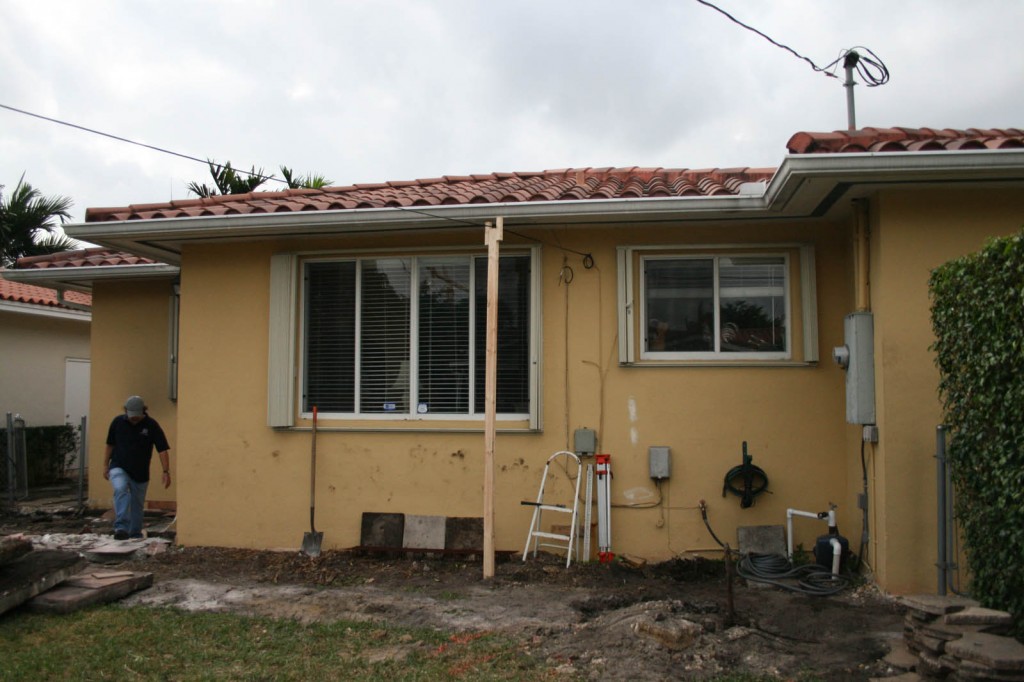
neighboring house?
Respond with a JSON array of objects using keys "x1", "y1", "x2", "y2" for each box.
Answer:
[
  {"x1": 0, "y1": 272, "x2": 91, "y2": 429},
  {"x1": 7, "y1": 248, "x2": 178, "y2": 504},
  {"x1": 10, "y1": 126, "x2": 1024, "y2": 594}
]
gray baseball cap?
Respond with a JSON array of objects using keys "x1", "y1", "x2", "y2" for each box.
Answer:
[{"x1": 125, "y1": 396, "x2": 146, "y2": 418}]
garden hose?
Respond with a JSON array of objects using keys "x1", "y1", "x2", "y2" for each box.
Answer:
[
  {"x1": 736, "y1": 552, "x2": 852, "y2": 597},
  {"x1": 722, "y1": 441, "x2": 768, "y2": 508}
]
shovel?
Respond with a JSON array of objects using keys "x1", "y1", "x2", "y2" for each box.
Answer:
[{"x1": 301, "y1": 406, "x2": 324, "y2": 557}]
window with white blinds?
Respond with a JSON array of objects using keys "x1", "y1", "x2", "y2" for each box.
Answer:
[{"x1": 302, "y1": 253, "x2": 533, "y2": 419}]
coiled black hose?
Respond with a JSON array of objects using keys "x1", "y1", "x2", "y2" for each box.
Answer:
[
  {"x1": 722, "y1": 442, "x2": 768, "y2": 508},
  {"x1": 737, "y1": 552, "x2": 852, "y2": 596}
]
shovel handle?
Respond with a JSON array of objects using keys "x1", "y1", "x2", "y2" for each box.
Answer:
[{"x1": 310, "y1": 406, "x2": 317, "y2": 515}]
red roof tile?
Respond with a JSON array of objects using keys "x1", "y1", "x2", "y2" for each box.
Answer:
[
  {"x1": 14, "y1": 247, "x2": 160, "y2": 270},
  {"x1": 787, "y1": 127, "x2": 1024, "y2": 154},
  {"x1": 79, "y1": 127, "x2": 1024, "y2": 224},
  {"x1": 0, "y1": 274, "x2": 91, "y2": 309},
  {"x1": 84, "y1": 167, "x2": 776, "y2": 223}
]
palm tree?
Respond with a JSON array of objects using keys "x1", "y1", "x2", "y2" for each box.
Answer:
[
  {"x1": 0, "y1": 174, "x2": 77, "y2": 267},
  {"x1": 280, "y1": 166, "x2": 333, "y2": 190},
  {"x1": 187, "y1": 160, "x2": 273, "y2": 198}
]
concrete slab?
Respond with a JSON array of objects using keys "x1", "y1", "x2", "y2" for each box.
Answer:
[
  {"x1": 897, "y1": 594, "x2": 979, "y2": 616},
  {"x1": 360, "y1": 512, "x2": 405, "y2": 548},
  {"x1": 28, "y1": 570, "x2": 154, "y2": 614},
  {"x1": 0, "y1": 550, "x2": 84, "y2": 616},
  {"x1": 0, "y1": 536, "x2": 32, "y2": 566},
  {"x1": 957, "y1": 658, "x2": 1024, "y2": 681},
  {"x1": 884, "y1": 641, "x2": 918, "y2": 670},
  {"x1": 947, "y1": 632, "x2": 1024, "y2": 671},
  {"x1": 85, "y1": 539, "x2": 148, "y2": 563},
  {"x1": 737, "y1": 525, "x2": 786, "y2": 556},
  {"x1": 945, "y1": 606, "x2": 1014, "y2": 626},
  {"x1": 402, "y1": 515, "x2": 446, "y2": 550},
  {"x1": 444, "y1": 517, "x2": 483, "y2": 551}
]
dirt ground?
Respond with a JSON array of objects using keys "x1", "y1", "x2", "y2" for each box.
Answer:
[{"x1": 2, "y1": 499, "x2": 908, "y2": 681}]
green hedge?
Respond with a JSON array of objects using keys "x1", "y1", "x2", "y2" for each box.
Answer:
[
  {"x1": 930, "y1": 229, "x2": 1024, "y2": 636},
  {"x1": 0, "y1": 424, "x2": 78, "y2": 488}
]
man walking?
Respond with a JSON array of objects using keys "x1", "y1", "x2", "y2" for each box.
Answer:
[{"x1": 103, "y1": 395, "x2": 171, "y2": 540}]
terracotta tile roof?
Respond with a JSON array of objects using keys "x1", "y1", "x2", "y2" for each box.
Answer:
[
  {"x1": 0, "y1": 273, "x2": 92, "y2": 309},
  {"x1": 84, "y1": 167, "x2": 777, "y2": 223},
  {"x1": 787, "y1": 127, "x2": 1024, "y2": 154},
  {"x1": 14, "y1": 247, "x2": 159, "y2": 270}
]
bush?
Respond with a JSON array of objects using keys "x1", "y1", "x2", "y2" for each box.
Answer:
[
  {"x1": 0, "y1": 423, "x2": 78, "y2": 488},
  {"x1": 930, "y1": 229, "x2": 1024, "y2": 636}
]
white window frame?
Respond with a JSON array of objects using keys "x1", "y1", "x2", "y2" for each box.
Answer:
[
  {"x1": 617, "y1": 244, "x2": 818, "y2": 365},
  {"x1": 268, "y1": 247, "x2": 542, "y2": 428}
]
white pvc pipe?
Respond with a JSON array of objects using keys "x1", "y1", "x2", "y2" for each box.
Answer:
[
  {"x1": 786, "y1": 503, "x2": 835, "y2": 557},
  {"x1": 830, "y1": 538, "x2": 842, "y2": 575}
]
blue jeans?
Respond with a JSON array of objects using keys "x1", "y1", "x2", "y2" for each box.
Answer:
[{"x1": 109, "y1": 467, "x2": 148, "y2": 537}]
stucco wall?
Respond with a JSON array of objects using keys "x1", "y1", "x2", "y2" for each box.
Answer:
[
  {"x1": 867, "y1": 186, "x2": 1024, "y2": 594},
  {"x1": 87, "y1": 279, "x2": 177, "y2": 508},
  {"x1": 0, "y1": 309, "x2": 90, "y2": 426},
  {"x1": 173, "y1": 222, "x2": 858, "y2": 562}
]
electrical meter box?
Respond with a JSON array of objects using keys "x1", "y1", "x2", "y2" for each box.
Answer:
[
  {"x1": 574, "y1": 428, "x2": 597, "y2": 456},
  {"x1": 843, "y1": 312, "x2": 876, "y2": 425},
  {"x1": 648, "y1": 446, "x2": 671, "y2": 479}
]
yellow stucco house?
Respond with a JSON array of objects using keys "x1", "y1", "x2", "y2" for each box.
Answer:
[{"x1": 10, "y1": 126, "x2": 1024, "y2": 594}]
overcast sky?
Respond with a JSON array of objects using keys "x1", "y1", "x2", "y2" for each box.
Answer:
[{"x1": 2, "y1": 0, "x2": 1022, "y2": 224}]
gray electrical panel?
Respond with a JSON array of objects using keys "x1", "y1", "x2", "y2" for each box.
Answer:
[
  {"x1": 842, "y1": 312, "x2": 876, "y2": 425},
  {"x1": 574, "y1": 428, "x2": 597, "y2": 456},
  {"x1": 648, "y1": 446, "x2": 671, "y2": 479}
]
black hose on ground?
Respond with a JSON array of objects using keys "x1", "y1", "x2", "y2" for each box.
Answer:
[{"x1": 737, "y1": 552, "x2": 852, "y2": 597}]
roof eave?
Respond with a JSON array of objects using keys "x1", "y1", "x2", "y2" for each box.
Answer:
[
  {"x1": 2, "y1": 263, "x2": 180, "y2": 292},
  {"x1": 0, "y1": 299, "x2": 92, "y2": 322},
  {"x1": 64, "y1": 148, "x2": 1024, "y2": 261}
]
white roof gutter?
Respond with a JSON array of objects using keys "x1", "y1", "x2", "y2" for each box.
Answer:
[{"x1": 2, "y1": 263, "x2": 180, "y2": 292}]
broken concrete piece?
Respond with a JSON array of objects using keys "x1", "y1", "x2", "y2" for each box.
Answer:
[
  {"x1": 883, "y1": 641, "x2": 918, "y2": 671},
  {"x1": 897, "y1": 594, "x2": 979, "y2": 616},
  {"x1": 947, "y1": 632, "x2": 1024, "y2": 671},
  {"x1": 402, "y1": 515, "x2": 446, "y2": 550},
  {"x1": 0, "y1": 550, "x2": 84, "y2": 616},
  {"x1": 944, "y1": 606, "x2": 1014, "y2": 627},
  {"x1": 737, "y1": 525, "x2": 786, "y2": 556},
  {"x1": 28, "y1": 570, "x2": 154, "y2": 614},
  {"x1": 632, "y1": 616, "x2": 702, "y2": 650},
  {"x1": 0, "y1": 536, "x2": 33, "y2": 566}
]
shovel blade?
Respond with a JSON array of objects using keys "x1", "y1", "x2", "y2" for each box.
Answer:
[{"x1": 301, "y1": 531, "x2": 324, "y2": 557}]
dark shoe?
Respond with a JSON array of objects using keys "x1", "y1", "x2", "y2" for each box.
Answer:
[{"x1": 113, "y1": 530, "x2": 129, "y2": 540}]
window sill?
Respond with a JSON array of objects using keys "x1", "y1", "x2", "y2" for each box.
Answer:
[{"x1": 622, "y1": 360, "x2": 819, "y2": 368}]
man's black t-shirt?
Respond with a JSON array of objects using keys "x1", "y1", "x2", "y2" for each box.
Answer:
[{"x1": 106, "y1": 415, "x2": 170, "y2": 483}]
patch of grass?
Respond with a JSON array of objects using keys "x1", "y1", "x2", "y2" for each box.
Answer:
[{"x1": 0, "y1": 606, "x2": 552, "y2": 681}]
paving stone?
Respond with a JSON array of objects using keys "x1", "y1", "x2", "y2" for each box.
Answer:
[
  {"x1": 917, "y1": 648, "x2": 954, "y2": 677},
  {"x1": 737, "y1": 525, "x2": 786, "y2": 556},
  {"x1": 898, "y1": 594, "x2": 979, "y2": 616},
  {"x1": 0, "y1": 536, "x2": 32, "y2": 566},
  {"x1": 947, "y1": 632, "x2": 1024, "y2": 671},
  {"x1": 360, "y1": 512, "x2": 405, "y2": 548},
  {"x1": 0, "y1": 550, "x2": 83, "y2": 616},
  {"x1": 944, "y1": 606, "x2": 1014, "y2": 627},
  {"x1": 957, "y1": 658, "x2": 1024, "y2": 681},
  {"x1": 444, "y1": 517, "x2": 483, "y2": 552},
  {"x1": 920, "y1": 620, "x2": 980, "y2": 641},
  {"x1": 884, "y1": 641, "x2": 918, "y2": 671},
  {"x1": 402, "y1": 515, "x2": 446, "y2": 550},
  {"x1": 917, "y1": 633, "x2": 948, "y2": 654},
  {"x1": 28, "y1": 570, "x2": 153, "y2": 614}
]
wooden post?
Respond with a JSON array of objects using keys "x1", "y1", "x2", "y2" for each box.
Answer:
[{"x1": 483, "y1": 217, "x2": 503, "y2": 579}]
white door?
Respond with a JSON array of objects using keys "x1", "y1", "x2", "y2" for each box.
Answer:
[{"x1": 64, "y1": 358, "x2": 90, "y2": 426}]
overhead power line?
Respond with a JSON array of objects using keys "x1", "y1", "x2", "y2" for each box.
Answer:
[
  {"x1": 694, "y1": 0, "x2": 839, "y2": 79},
  {"x1": 0, "y1": 102, "x2": 284, "y2": 185}
]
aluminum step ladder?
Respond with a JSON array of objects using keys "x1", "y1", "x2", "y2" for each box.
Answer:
[{"x1": 521, "y1": 450, "x2": 583, "y2": 567}]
